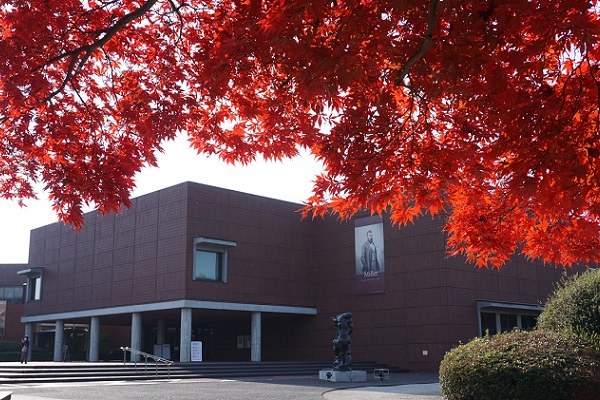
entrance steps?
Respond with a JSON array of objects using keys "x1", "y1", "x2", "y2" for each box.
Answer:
[{"x1": 0, "y1": 361, "x2": 403, "y2": 384}]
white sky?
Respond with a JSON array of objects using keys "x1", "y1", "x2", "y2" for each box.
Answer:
[{"x1": 0, "y1": 135, "x2": 324, "y2": 264}]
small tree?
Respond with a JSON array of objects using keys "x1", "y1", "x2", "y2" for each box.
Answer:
[{"x1": 537, "y1": 269, "x2": 600, "y2": 350}]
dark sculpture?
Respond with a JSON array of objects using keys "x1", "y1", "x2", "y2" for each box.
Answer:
[{"x1": 332, "y1": 312, "x2": 353, "y2": 371}]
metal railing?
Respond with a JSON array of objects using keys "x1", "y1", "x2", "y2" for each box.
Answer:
[{"x1": 120, "y1": 346, "x2": 173, "y2": 380}]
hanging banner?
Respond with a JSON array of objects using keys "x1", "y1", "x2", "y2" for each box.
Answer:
[{"x1": 355, "y1": 216, "x2": 385, "y2": 294}]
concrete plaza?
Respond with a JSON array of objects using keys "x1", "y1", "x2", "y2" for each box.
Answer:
[{"x1": 2, "y1": 372, "x2": 441, "y2": 400}]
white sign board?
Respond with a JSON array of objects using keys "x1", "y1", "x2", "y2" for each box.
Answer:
[{"x1": 191, "y1": 341, "x2": 203, "y2": 362}]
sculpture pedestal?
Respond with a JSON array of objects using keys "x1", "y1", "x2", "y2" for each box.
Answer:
[{"x1": 319, "y1": 369, "x2": 367, "y2": 382}]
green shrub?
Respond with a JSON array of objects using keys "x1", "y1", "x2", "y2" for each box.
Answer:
[
  {"x1": 0, "y1": 341, "x2": 53, "y2": 361},
  {"x1": 439, "y1": 330, "x2": 600, "y2": 400},
  {"x1": 0, "y1": 341, "x2": 21, "y2": 352},
  {"x1": 537, "y1": 269, "x2": 600, "y2": 349},
  {"x1": 0, "y1": 341, "x2": 22, "y2": 362}
]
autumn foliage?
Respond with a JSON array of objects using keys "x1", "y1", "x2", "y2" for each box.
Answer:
[{"x1": 1, "y1": 0, "x2": 600, "y2": 267}]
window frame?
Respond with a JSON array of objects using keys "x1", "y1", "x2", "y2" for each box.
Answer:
[
  {"x1": 17, "y1": 267, "x2": 44, "y2": 302},
  {"x1": 192, "y1": 237, "x2": 236, "y2": 283}
]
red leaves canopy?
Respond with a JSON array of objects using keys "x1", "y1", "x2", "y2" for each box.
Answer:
[{"x1": 1, "y1": 0, "x2": 600, "y2": 268}]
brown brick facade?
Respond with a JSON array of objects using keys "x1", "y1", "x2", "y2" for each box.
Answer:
[{"x1": 7, "y1": 182, "x2": 584, "y2": 370}]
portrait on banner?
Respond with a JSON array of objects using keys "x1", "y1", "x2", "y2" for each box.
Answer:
[{"x1": 354, "y1": 216, "x2": 385, "y2": 294}]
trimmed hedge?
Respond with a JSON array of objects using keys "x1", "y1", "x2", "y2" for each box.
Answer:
[
  {"x1": 0, "y1": 341, "x2": 53, "y2": 362},
  {"x1": 439, "y1": 330, "x2": 600, "y2": 400},
  {"x1": 537, "y1": 269, "x2": 600, "y2": 349},
  {"x1": 0, "y1": 341, "x2": 21, "y2": 352}
]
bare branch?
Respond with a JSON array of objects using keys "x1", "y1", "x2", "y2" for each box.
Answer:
[
  {"x1": 394, "y1": 0, "x2": 439, "y2": 87},
  {"x1": 43, "y1": 0, "x2": 159, "y2": 101}
]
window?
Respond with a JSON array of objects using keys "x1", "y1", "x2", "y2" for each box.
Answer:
[
  {"x1": 500, "y1": 314, "x2": 518, "y2": 332},
  {"x1": 194, "y1": 250, "x2": 223, "y2": 281},
  {"x1": 477, "y1": 301, "x2": 543, "y2": 337},
  {"x1": 0, "y1": 286, "x2": 25, "y2": 304},
  {"x1": 480, "y1": 312, "x2": 498, "y2": 335},
  {"x1": 479, "y1": 311, "x2": 539, "y2": 336},
  {"x1": 17, "y1": 267, "x2": 43, "y2": 302},
  {"x1": 520, "y1": 315, "x2": 538, "y2": 330},
  {"x1": 193, "y1": 238, "x2": 236, "y2": 283},
  {"x1": 30, "y1": 275, "x2": 42, "y2": 301}
]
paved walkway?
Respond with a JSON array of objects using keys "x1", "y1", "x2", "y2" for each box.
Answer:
[
  {"x1": 2, "y1": 372, "x2": 442, "y2": 400},
  {"x1": 324, "y1": 383, "x2": 441, "y2": 400}
]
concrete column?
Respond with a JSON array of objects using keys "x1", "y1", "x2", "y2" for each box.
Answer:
[
  {"x1": 53, "y1": 320, "x2": 65, "y2": 362},
  {"x1": 251, "y1": 312, "x2": 262, "y2": 362},
  {"x1": 89, "y1": 316, "x2": 100, "y2": 362},
  {"x1": 157, "y1": 318, "x2": 166, "y2": 345},
  {"x1": 24, "y1": 323, "x2": 33, "y2": 362},
  {"x1": 131, "y1": 312, "x2": 142, "y2": 362},
  {"x1": 179, "y1": 308, "x2": 192, "y2": 362}
]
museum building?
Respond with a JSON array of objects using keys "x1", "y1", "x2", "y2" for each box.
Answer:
[{"x1": 4, "y1": 181, "x2": 581, "y2": 371}]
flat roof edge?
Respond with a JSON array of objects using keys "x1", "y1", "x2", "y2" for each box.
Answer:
[
  {"x1": 21, "y1": 300, "x2": 317, "y2": 323},
  {"x1": 476, "y1": 300, "x2": 544, "y2": 312}
]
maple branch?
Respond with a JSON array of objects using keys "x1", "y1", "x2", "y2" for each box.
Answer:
[
  {"x1": 394, "y1": 0, "x2": 439, "y2": 87},
  {"x1": 43, "y1": 0, "x2": 159, "y2": 101},
  {"x1": 549, "y1": 52, "x2": 588, "y2": 138},
  {"x1": 588, "y1": 55, "x2": 600, "y2": 130},
  {"x1": 165, "y1": 0, "x2": 187, "y2": 44},
  {"x1": 166, "y1": 0, "x2": 184, "y2": 15}
]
